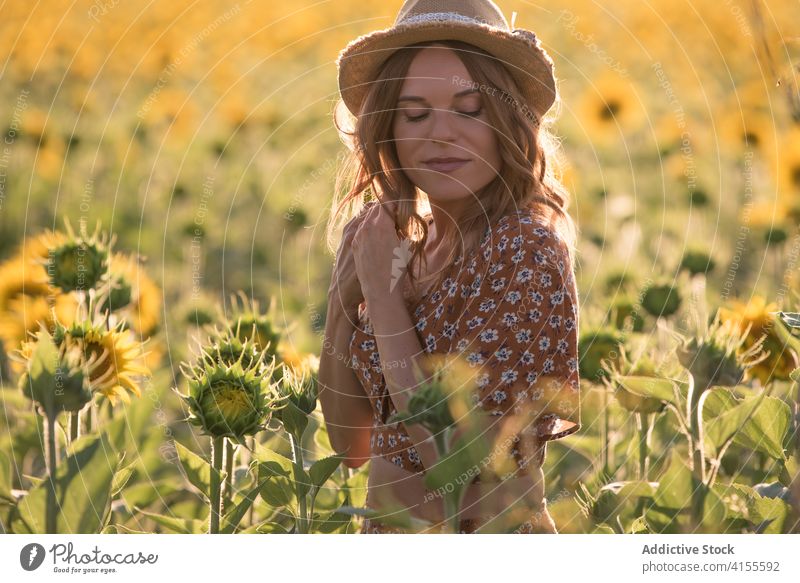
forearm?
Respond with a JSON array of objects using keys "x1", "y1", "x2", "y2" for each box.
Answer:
[
  {"x1": 317, "y1": 298, "x2": 373, "y2": 466},
  {"x1": 365, "y1": 294, "x2": 440, "y2": 470}
]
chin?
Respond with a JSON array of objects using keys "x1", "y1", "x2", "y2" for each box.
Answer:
[{"x1": 414, "y1": 177, "x2": 487, "y2": 202}]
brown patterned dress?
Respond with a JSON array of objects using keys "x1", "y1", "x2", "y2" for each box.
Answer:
[{"x1": 348, "y1": 207, "x2": 581, "y2": 533}]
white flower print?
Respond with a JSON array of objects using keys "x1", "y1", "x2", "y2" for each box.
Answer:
[
  {"x1": 538, "y1": 336, "x2": 550, "y2": 351},
  {"x1": 506, "y1": 289, "x2": 522, "y2": 304},
  {"x1": 492, "y1": 389, "x2": 508, "y2": 403},
  {"x1": 515, "y1": 268, "x2": 534, "y2": 284},
  {"x1": 499, "y1": 369, "x2": 518, "y2": 385},
  {"x1": 516, "y1": 329, "x2": 532, "y2": 343},
  {"x1": 494, "y1": 346, "x2": 513, "y2": 361},
  {"x1": 501, "y1": 312, "x2": 518, "y2": 327},
  {"x1": 425, "y1": 334, "x2": 437, "y2": 352},
  {"x1": 491, "y1": 277, "x2": 507, "y2": 292},
  {"x1": 480, "y1": 329, "x2": 499, "y2": 342}
]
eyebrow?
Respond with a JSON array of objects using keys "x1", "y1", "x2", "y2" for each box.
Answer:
[{"x1": 397, "y1": 88, "x2": 480, "y2": 103}]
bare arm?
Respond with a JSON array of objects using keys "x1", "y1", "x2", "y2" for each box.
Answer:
[
  {"x1": 317, "y1": 297, "x2": 373, "y2": 469},
  {"x1": 365, "y1": 293, "x2": 441, "y2": 470}
]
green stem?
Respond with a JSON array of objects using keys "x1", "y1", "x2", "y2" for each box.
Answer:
[
  {"x1": 636, "y1": 412, "x2": 652, "y2": 481},
  {"x1": 602, "y1": 384, "x2": 610, "y2": 475},
  {"x1": 209, "y1": 436, "x2": 224, "y2": 534},
  {"x1": 223, "y1": 440, "x2": 235, "y2": 514},
  {"x1": 289, "y1": 433, "x2": 308, "y2": 534},
  {"x1": 432, "y1": 428, "x2": 463, "y2": 533},
  {"x1": 686, "y1": 372, "x2": 711, "y2": 530},
  {"x1": 69, "y1": 411, "x2": 80, "y2": 445},
  {"x1": 44, "y1": 412, "x2": 58, "y2": 533}
]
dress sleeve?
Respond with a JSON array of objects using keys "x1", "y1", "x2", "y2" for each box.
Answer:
[{"x1": 450, "y1": 215, "x2": 581, "y2": 456}]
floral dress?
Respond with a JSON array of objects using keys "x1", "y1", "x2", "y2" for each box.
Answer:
[{"x1": 348, "y1": 208, "x2": 581, "y2": 533}]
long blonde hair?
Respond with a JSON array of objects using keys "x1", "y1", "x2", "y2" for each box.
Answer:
[{"x1": 328, "y1": 39, "x2": 577, "y2": 297}]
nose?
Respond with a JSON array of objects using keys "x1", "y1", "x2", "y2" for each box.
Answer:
[{"x1": 427, "y1": 107, "x2": 457, "y2": 143}]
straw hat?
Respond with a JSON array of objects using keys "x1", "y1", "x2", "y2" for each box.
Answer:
[{"x1": 336, "y1": 0, "x2": 558, "y2": 120}]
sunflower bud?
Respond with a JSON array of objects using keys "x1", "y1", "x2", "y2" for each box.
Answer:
[
  {"x1": 177, "y1": 346, "x2": 286, "y2": 443},
  {"x1": 43, "y1": 221, "x2": 110, "y2": 293},
  {"x1": 272, "y1": 360, "x2": 318, "y2": 438},
  {"x1": 227, "y1": 292, "x2": 282, "y2": 358},
  {"x1": 387, "y1": 357, "x2": 461, "y2": 437},
  {"x1": 578, "y1": 328, "x2": 624, "y2": 383},
  {"x1": 642, "y1": 282, "x2": 682, "y2": 318},
  {"x1": 680, "y1": 249, "x2": 716, "y2": 276},
  {"x1": 17, "y1": 328, "x2": 92, "y2": 416},
  {"x1": 677, "y1": 312, "x2": 768, "y2": 389}
]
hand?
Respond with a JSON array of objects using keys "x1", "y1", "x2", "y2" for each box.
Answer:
[
  {"x1": 328, "y1": 205, "x2": 373, "y2": 321},
  {"x1": 351, "y1": 200, "x2": 408, "y2": 308}
]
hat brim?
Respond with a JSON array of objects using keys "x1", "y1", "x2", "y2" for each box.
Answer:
[{"x1": 337, "y1": 19, "x2": 557, "y2": 120}]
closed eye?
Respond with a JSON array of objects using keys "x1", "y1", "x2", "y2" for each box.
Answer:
[{"x1": 404, "y1": 107, "x2": 483, "y2": 123}]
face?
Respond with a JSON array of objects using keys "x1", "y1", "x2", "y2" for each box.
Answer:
[{"x1": 392, "y1": 46, "x2": 502, "y2": 207}]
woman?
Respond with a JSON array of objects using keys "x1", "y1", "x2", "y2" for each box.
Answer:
[{"x1": 318, "y1": 0, "x2": 581, "y2": 533}]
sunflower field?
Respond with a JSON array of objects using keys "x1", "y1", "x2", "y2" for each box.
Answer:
[{"x1": 0, "y1": 0, "x2": 799, "y2": 535}]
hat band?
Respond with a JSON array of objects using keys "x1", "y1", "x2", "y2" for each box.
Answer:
[{"x1": 399, "y1": 11, "x2": 504, "y2": 30}]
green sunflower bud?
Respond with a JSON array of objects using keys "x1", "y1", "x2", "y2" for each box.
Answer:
[
  {"x1": 98, "y1": 272, "x2": 133, "y2": 313},
  {"x1": 578, "y1": 328, "x2": 625, "y2": 383},
  {"x1": 680, "y1": 249, "x2": 716, "y2": 276},
  {"x1": 44, "y1": 220, "x2": 110, "y2": 293},
  {"x1": 227, "y1": 291, "x2": 282, "y2": 358},
  {"x1": 677, "y1": 312, "x2": 768, "y2": 389},
  {"x1": 610, "y1": 297, "x2": 645, "y2": 332},
  {"x1": 272, "y1": 362, "x2": 318, "y2": 438},
  {"x1": 177, "y1": 355, "x2": 286, "y2": 443},
  {"x1": 388, "y1": 363, "x2": 456, "y2": 437},
  {"x1": 642, "y1": 282, "x2": 682, "y2": 318}
]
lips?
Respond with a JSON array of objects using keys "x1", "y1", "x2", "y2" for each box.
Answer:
[{"x1": 423, "y1": 157, "x2": 471, "y2": 173}]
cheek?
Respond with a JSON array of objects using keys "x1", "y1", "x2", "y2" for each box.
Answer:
[
  {"x1": 467, "y1": 125, "x2": 502, "y2": 175},
  {"x1": 392, "y1": 122, "x2": 417, "y2": 167}
]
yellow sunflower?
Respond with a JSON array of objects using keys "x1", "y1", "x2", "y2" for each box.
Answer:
[
  {"x1": 717, "y1": 106, "x2": 777, "y2": 156},
  {"x1": 0, "y1": 255, "x2": 50, "y2": 312},
  {"x1": 772, "y1": 127, "x2": 800, "y2": 208},
  {"x1": 577, "y1": 72, "x2": 646, "y2": 147},
  {"x1": 0, "y1": 293, "x2": 78, "y2": 375},
  {"x1": 71, "y1": 323, "x2": 151, "y2": 405},
  {"x1": 717, "y1": 295, "x2": 799, "y2": 385}
]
